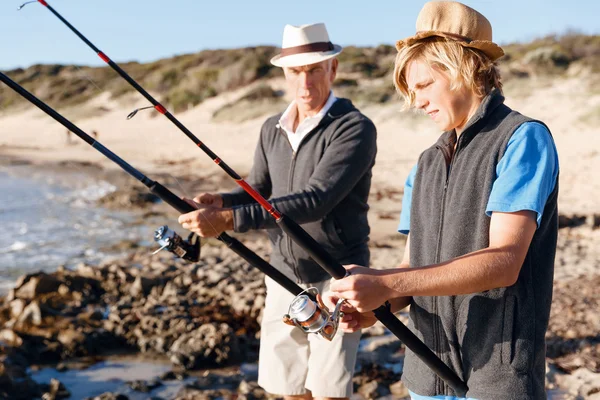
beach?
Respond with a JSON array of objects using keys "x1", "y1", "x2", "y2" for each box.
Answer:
[{"x1": 1, "y1": 66, "x2": 599, "y2": 399}]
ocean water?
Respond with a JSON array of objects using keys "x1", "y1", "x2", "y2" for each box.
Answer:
[
  {"x1": 30, "y1": 357, "x2": 259, "y2": 399},
  {"x1": 0, "y1": 165, "x2": 155, "y2": 293}
]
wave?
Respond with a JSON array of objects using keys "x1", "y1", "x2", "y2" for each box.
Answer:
[{"x1": 0, "y1": 241, "x2": 29, "y2": 254}]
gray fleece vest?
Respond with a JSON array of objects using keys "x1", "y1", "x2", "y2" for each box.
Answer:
[{"x1": 402, "y1": 91, "x2": 558, "y2": 399}]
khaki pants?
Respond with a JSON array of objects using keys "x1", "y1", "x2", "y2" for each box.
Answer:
[{"x1": 258, "y1": 276, "x2": 361, "y2": 398}]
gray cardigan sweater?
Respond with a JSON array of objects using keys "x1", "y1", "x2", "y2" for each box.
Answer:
[
  {"x1": 221, "y1": 98, "x2": 377, "y2": 283},
  {"x1": 402, "y1": 90, "x2": 558, "y2": 399}
]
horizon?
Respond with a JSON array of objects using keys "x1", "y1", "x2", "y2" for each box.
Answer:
[{"x1": 0, "y1": 0, "x2": 599, "y2": 70}]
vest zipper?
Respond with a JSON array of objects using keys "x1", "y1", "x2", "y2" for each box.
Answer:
[{"x1": 434, "y1": 139, "x2": 457, "y2": 395}]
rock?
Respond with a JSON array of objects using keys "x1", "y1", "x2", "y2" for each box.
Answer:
[
  {"x1": 0, "y1": 329, "x2": 23, "y2": 347},
  {"x1": 85, "y1": 393, "x2": 129, "y2": 400},
  {"x1": 389, "y1": 379, "x2": 410, "y2": 397},
  {"x1": 237, "y1": 379, "x2": 267, "y2": 399},
  {"x1": 56, "y1": 362, "x2": 68, "y2": 372},
  {"x1": 77, "y1": 264, "x2": 98, "y2": 278},
  {"x1": 17, "y1": 301, "x2": 43, "y2": 326},
  {"x1": 80, "y1": 309, "x2": 104, "y2": 322},
  {"x1": 188, "y1": 372, "x2": 243, "y2": 390},
  {"x1": 130, "y1": 276, "x2": 158, "y2": 298},
  {"x1": 357, "y1": 380, "x2": 381, "y2": 399},
  {"x1": 359, "y1": 334, "x2": 404, "y2": 365},
  {"x1": 592, "y1": 214, "x2": 600, "y2": 229},
  {"x1": 160, "y1": 370, "x2": 188, "y2": 381},
  {"x1": 14, "y1": 273, "x2": 61, "y2": 300},
  {"x1": 63, "y1": 274, "x2": 103, "y2": 296},
  {"x1": 13, "y1": 274, "x2": 30, "y2": 291},
  {"x1": 5, "y1": 288, "x2": 16, "y2": 302},
  {"x1": 169, "y1": 323, "x2": 240, "y2": 369},
  {"x1": 559, "y1": 214, "x2": 587, "y2": 229},
  {"x1": 57, "y1": 328, "x2": 86, "y2": 348},
  {"x1": 238, "y1": 380, "x2": 253, "y2": 394},
  {"x1": 41, "y1": 378, "x2": 70, "y2": 400},
  {"x1": 127, "y1": 378, "x2": 162, "y2": 392},
  {"x1": 58, "y1": 284, "x2": 70, "y2": 296},
  {"x1": 9, "y1": 299, "x2": 26, "y2": 319},
  {"x1": 98, "y1": 187, "x2": 160, "y2": 209},
  {"x1": 353, "y1": 363, "x2": 402, "y2": 399},
  {"x1": 0, "y1": 357, "x2": 42, "y2": 399}
]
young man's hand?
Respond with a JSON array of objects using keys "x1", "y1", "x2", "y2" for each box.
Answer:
[
  {"x1": 326, "y1": 265, "x2": 395, "y2": 313},
  {"x1": 321, "y1": 291, "x2": 377, "y2": 332}
]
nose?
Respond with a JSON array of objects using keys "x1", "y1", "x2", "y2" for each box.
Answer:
[
  {"x1": 414, "y1": 94, "x2": 428, "y2": 110},
  {"x1": 299, "y1": 71, "x2": 312, "y2": 88}
]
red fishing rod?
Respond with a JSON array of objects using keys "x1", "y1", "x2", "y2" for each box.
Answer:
[
  {"x1": 0, "y1": 71, "x2": 346, "y2": 341},
  {"x1": 19, "y1": 1, "x2": 468, "y2": 394},
  {"x1": 0, "y1": 71, "x2": 310, "y2": 308}
]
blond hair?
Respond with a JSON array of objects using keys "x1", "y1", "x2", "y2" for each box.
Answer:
[{"x1": 393, "y1": 38, "x2": 502, "y2": 109}]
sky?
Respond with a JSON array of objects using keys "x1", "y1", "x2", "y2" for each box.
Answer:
[{"x1": 0, "y1": 0, "x2": 598, "y2": 70}]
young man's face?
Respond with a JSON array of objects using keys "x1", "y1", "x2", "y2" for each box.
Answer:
[
  {"x1": 284, "y1": 58, "x2": 338, "y2": 115},
  {"x1": 406, "y1": 59, "x2": 477, "y2": 133}
]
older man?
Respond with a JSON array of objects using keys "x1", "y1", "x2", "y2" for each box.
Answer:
[{"x1": 178, "y1": 23, "x2": 377, "y2": 400}]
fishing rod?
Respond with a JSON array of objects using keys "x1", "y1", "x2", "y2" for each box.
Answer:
[
  {"x1": 0, "y1": 72, "x2": 347, "y2": 341},
  {"x1": 19, "y1": 1, "x2": 468, "y2": 394}
]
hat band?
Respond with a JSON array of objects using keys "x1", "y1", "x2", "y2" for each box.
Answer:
[
  {"x1": 417, "y1": 31, "x2": 473, "y2": 44},
  {"x1": 280, "y1": 41, "x2": 334, "y2": 57}
]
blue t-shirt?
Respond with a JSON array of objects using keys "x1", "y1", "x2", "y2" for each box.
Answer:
[
  {"x1": 409, "y1": 390, "x2": 477, "y2": 400},
  {"x1": 400, "y1": 122, "x2": 558, "y2": 400},
  {"x1": 398, "y1": 122, "x2": 559, "y2": 235}
]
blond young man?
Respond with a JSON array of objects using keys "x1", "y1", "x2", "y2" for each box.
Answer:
[
  {"x1": 178, "y1": 23, "x2": 377, "y2": 400},
  {"x1": 324, "y1": 2, "x2": 559, "y2": 399}
]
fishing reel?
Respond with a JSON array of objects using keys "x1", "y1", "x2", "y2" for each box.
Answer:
[
  {"x1": 282, "y1": 287, "x2": 345, "y2": 341},
  {"x1": 152, "y1": 225, "x2": 201, "y2": 262}
]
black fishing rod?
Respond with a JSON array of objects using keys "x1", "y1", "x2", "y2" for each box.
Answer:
[
  {"x1": 20, "y1": 1, "x2": 468, "y2": 393},
  {"x1": 1, "y1": 71, "x2": 346, "y2": 340},
  {"x1": 0, "y1": 71, "x2": 305, "y2": 300}
]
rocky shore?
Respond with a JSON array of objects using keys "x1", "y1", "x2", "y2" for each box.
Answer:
[
  {"x1": 0, "y1": 236, "x2": 412, "y2": 400},
  {"x1": 1, "y1": 221, "x2": 599, "y2": 399},
  {"x1": 1, "y1": 159, "x2": 599, "y2": 399}
]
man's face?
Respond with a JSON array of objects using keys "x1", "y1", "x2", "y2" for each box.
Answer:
[
  {"x1": 406, "y1": 59, "x2": 475, "y2": 133},
  {"x1": 283, "y1": 58, "x2": 338, "y2": 114}
]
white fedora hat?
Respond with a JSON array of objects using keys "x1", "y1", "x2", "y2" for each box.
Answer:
[{"x1": 270, "y1": 23, "x2": 343, "y2": 68}]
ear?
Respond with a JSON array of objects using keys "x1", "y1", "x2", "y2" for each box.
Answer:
[{"x1": 330, "y1": 58, "x2": 339, "y2": 82}]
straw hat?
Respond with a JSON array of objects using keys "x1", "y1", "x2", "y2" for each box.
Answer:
[
  {"x1": 270, "y1": 23, "x2": 343, "y2": 67},
  {"x1": 396, "y1": 1, "x2": 504, "y2": 61}
]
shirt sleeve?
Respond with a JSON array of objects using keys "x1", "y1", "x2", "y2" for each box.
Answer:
[
  {"x1": 486, "y1": 122, "x2": 559, "y2": 227},
  {"x1": 398, "y1": 164, "x2": 418, "y2": 235}
]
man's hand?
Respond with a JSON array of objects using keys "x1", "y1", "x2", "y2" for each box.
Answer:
[
  {"x1": 178, "y1": 198, "x2": 233, "y2": 237},
  {"x1": 326, "y1": 265, "x2": 395, "y2": 313},
  {"x1": 193, "y1": 193, "x2": 223, "y2": 208}
]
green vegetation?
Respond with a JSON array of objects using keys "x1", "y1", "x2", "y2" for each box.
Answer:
[
  {"x1": 502, "y1": 33, "x2": 600, "y2": 75},
  {"x1": 336, "y1": 44, "x2": 396, "y2": 78},
  {"x1": 1, "y1": 46, "x2": 281, "y2": 112},
  {"x1": 1, "y1": 34, "x2": 599, "y2": 114}
]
